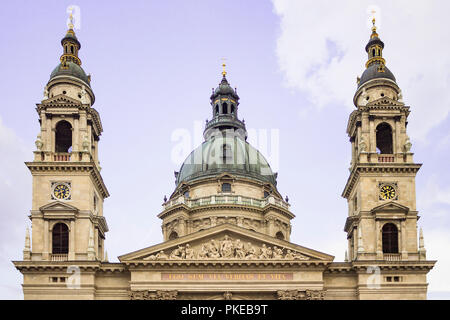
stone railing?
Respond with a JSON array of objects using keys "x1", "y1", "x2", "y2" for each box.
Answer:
[
  {"x1": 384, "y1": 253, "x2": 401, "y2": 261},
  {"x1": 54, "y1": 153, "x2": 71, "y2": 161},
  {"x1": 164, "y1": 195, "x2": 289, "y2": 211},
  {"x1": 378, "y1": 154, "x2": 395, "y2": 163},
  {"x1": 205, "y1": 115, "x2": 246, "y2": 131},
  {"x1": 51, "y1": 253, "x2": 68, "y2": 261}
]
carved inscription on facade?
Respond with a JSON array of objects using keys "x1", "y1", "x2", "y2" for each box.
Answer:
[{"x1": 161, "y1": 273, "x2": 294, "y2": 281}]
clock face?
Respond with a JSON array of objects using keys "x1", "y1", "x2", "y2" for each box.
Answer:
[
  {"x1": 380, "y1": 185, "x2": 396, "y2": 200},
  {"x1": 53, "y1": 183, "x2": 71, "y2": 200}
]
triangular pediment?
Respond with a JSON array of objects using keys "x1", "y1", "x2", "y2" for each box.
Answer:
[
  {"x1": 371, "y1": 201, "x2": 409, "y2": 214},
  {"x1": 119, "y1": 224, "x2": 334, "y2": 262},
  {"x1": 41, "y1": 94, "x2": 82, "y2": 107},
  {"x1": 39, "y1": 201, "x2": 79, "y2": 213},
  {"x1": 367, "y1": 97, "x2": 405, "y2": 107}
]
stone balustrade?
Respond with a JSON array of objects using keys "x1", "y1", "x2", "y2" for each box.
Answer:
[{"x1": 163, "y1": 195, "x2": 290, "y2": 211}]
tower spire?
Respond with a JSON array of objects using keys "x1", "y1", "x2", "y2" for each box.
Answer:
[
  {"x1": 60, "y1": 10, "x2": 82, "y2": 66},
  {"x1": 364, "y1": 11, "x2": 385, "y2": 70}
]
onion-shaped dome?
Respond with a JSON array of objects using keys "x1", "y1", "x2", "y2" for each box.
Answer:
[
  {"x1": 176, "y1": 135, "x2": 277, "y2": 186},
  {"x1": 210, "y1": 76, "x2": 240, "y2": 100}
]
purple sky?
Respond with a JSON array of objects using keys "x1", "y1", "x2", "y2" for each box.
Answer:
[{"x1": 0, "y1": 0, "x2": 449, "y2": 299}]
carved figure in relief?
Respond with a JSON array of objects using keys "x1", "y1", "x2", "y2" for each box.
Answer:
[
  {"x1": 259, "y1": 244, "x2": 270, "y2": 259},
  {"x1": 208, "y1": 240, "x2": 221, "y2": 259},
  {"x1": 245, "y1": 242, "x2": 257, "y2": 259},
  {"x1": 198, "y1": 244, "x2": 208, "y2": 259},
  {"x1": 220, "y1": 235, "x2": 234, "y2": 258},
  {"x1": 185, "y1": 244, "x2": 195, "y2": 259},
  {"x1": 170, "y1": 246, "x2": 185, "y2": 259},
  {"x1": 285, "y1": 249, "x2": 295, "y2": 260},
  {"x1": 234, "y1": 239, "x2": 245, "y2": 259},
  {"x1": 272, "y1": 246, "x2": 283, "y2": 259}
]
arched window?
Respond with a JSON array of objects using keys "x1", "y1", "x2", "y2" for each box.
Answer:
[
  {"x1": 372, "y1": 48, "x2": 376, "y2": 57},
  {"x1": 52, "y1": 223, "x2": 69, "y2": 254},
  {"x1": 221, "y1": 183, "x2": 231, "y2": 192},
  {"x1": 215, "y1": 104, "x2": 219, "y2": 115},
  {"x1": 275, "y1": 231, "x2": 285, "y2": 240},
  {"x1": 55, "y1": 121, "x2": 72, "y2": 153},
  {"x1": 231, "y1": 104, "x2": 235, "y2": 114},
  {"x1": 382, "y1": 223, "x2": 399, "y2": 253},
  {"x1": 169, "y1": 231, "x2": 178, "y2": 240},
  {"x1": 71, "y1": 45, "x2": 74, "y2": 54},
  {"x1": 376, "y1": 123, "x2": 393, "y2": 154},
  {"x1": 222, "y1": 103, "x2": 228, "y2": 114}
]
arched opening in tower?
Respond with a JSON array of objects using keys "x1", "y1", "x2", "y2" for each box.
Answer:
[
  {"x1": 55, "y1": 120, "x2": 73, "y2": 153},
  {"x1": 376, "y1": 122, "x2": 393, "y2": 154},
  {"x1": 52, "y1": 223, "x2": 69, "y2": 254},
  {"x1": 382, "y1": 223, "x2": 399, "y2": 254}
]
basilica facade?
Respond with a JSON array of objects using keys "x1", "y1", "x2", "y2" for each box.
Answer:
[{"x1": 13, "y1": 17, "x2": 435, "y2": 300}]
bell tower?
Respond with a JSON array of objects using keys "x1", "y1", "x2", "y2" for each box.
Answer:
[
  {"x1": 25, "y1": 14, "x2": 109, "y2": 262},
  {"x1": 342, "y1": 17, "x2": 426, "y2": 262}
]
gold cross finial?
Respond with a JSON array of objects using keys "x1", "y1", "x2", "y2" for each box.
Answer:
[
  {"x1": 68, "y1": 8, "x2": 74, "y2": 30},
  {"x1": 371, "y1": 9, "x2": 377, "y2": 29},
  {"x1": 221, "y1": 58, "x2": 227, "y2": 77}
]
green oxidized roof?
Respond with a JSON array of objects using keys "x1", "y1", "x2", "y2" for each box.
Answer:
[
  {"x1": 49, "y1": 61, "x2": 90, "y2": 84},
  {"x1": 176, "y1": 135, "x2": 277, "y2": 186}
]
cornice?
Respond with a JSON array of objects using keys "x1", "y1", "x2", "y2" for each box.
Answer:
[
  {"x1": 342, "y1": 163, "x2": 422, "y2": 199},
  {"x1": 13, "y1": 260, "x2": 101, "y2": 272},
  {"x1": 25, "y1": 161, "x2": 109, "y2": 198},
  {"x1": 124, "y1": 259, "x2": 332, "y2": 269},
  {"x1": 351, "y1": 260, "x2": 436, "y2": 272}
]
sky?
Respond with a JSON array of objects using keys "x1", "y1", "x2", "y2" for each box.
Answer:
[{"x1": 0, "y1": 0, "x2": 449, "y2": 299}]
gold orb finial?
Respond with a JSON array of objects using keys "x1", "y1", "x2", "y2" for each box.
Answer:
[{"x1": 221, "y1": 58, "x2": 227, "y2": 77}]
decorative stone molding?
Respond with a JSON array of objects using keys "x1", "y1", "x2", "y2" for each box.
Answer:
[
  {"x1": 277, "y1": 289, "x2": 325, "y2": 300},
  {"x1": 305, "y1": 289, "x2": 326, "y2": 300},
  {"x1": 129, "y1": 290, "x2": 178, "y2": 300},
  {"x1": 143, "y1": 235, "x2": 310, "y2": 261}
]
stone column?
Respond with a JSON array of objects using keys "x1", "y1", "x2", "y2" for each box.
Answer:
[
  {"x1": 69, "y1": 220, "x2": 75, "y2": 260},
  {"x1": 179, "y1": 218, "x2": 186, "y2": 236},
  {"x1": 376, "y1": 220, "x2": 382, "y2": 259},
  {"x1": 43, "y1": 220, "x2": 49, "y2": 260},
  {"x1": 73, "y1": 116, "x2": 79, "y2": 153},
  {"x1": 401, "y1": 220, "x2": 408, "y2": 259}
]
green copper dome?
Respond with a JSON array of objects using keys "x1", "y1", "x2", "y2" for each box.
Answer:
[
  {"x1": 176, "y1": 135, "x2": 277, "y2": 186},
  {"x1": 49, "y1": 61, "x2": 90, "y2": 84}
]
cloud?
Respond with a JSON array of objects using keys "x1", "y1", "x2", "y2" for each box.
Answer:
[{"x1": 272, "y1": 0, "x2": 450, "y2": 139}]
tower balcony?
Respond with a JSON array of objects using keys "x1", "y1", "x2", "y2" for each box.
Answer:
[
  {"x1": 357, "y1": 152, "x2": 414, "y2": 164},
  {"x1": 383, "y1": 253, "x2": 401, "y2": 261},
  {"x1": 50, "y1": 253, "x2": 68, "y2": 261},
  {"x1": 204, "y1": 115, "x2": 246, "y2": 137},
  {"x1": 34, "y1": 151, "x2": 97, "y2": 164}
]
